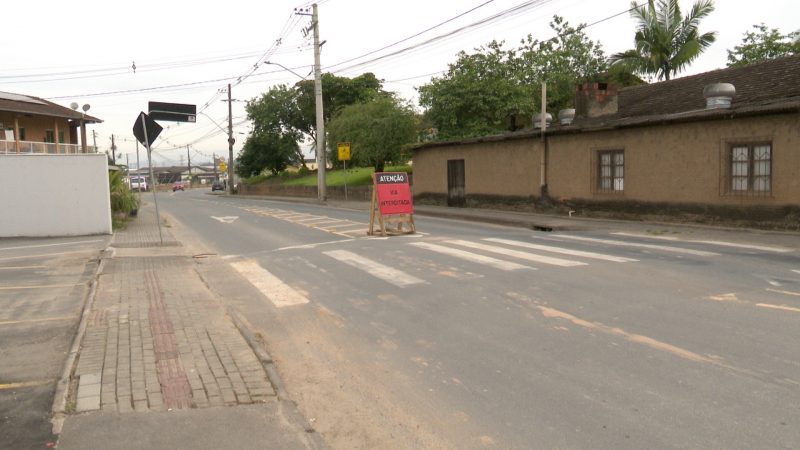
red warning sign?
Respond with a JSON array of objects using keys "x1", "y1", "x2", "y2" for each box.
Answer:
[{"x1": 374, "y1": 172, "x2": 413, "y2": 215}]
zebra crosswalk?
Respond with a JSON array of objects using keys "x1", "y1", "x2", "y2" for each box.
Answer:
[
  {"x1": 221, "y1": 204, "x2": 797, "y2": 306},
  {"x1": 409, "y1": 241, "x2": 534, "y2": 271},
  {"x1": 240, "y1": 205, "x2": 371, "y2": 237},
  {"x1": 323, "y1": 249, "x2": 428, "y2": 287},
  {"x1": 234, "y1": 231, "x2": 763, "y2": 307}
]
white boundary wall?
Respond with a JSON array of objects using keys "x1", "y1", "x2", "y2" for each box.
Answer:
[{"x1": 0, "y1": 154, "x2": 112, "y2": 236}]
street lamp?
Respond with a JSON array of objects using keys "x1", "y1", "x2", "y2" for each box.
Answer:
[
  {"x1": 265, "y1": 60, "x2": 325, "y2": 201},
  {"x1": 264, "y1": 61, "x2": 310, "y2": 80}
]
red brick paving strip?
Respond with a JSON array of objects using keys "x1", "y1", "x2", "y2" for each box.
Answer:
[{"x1": 145, "y1": 269, "x2": 193, "y2": 409}]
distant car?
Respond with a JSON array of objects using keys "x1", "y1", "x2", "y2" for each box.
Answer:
[
  {"x1": 130, "y1": 176, "x2": 148, "y2": 191},
  {"x1": 172, "y1": 181, "x2": 185, "y2": 192},
  {"x1": 211, "y1": 180, "x2": 224, "y2": 191}
]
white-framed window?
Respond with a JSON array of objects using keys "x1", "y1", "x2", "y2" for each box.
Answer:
[
  {"x1": 730, "y1": 143, "x2": 771, "y2": 195},
  {"x1": 598, "y1": 150, "x2": 624, "y2": 193}
]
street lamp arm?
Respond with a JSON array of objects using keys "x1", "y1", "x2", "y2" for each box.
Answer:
[
  {"x1": 265, "y1": 61, "x2": 310, "y2": 80},
  {"x1": 198, "y1": 111, "x2": 228, "y2": 134}
]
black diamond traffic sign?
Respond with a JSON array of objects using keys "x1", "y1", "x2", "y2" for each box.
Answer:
[{"x1": 132, "y1": 112, "x2": 163, "y2": 147}]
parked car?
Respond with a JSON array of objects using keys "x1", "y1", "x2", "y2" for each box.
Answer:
[
  {"x1": 130, "y1": 176, "x2": 147, "y2": 191},
  {"x1": 172, "y1": 181, "x2": 185, "y2": 192},
  {"x1": 211, "y1": 180, "x2": 224, "y2": 191}
]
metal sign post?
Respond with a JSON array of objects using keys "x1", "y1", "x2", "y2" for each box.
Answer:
[
  {"x1": 140, "y1": 114, "x2": 163, "y2": 245},
  {"x1": 133, "y1": 112, "x2": 164, "y2": 245},
  {"x1": 338, "y1": 142, "x2": 350, "y2": 201}
]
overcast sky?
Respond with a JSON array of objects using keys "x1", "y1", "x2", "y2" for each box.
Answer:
[{"x1": 2, "y1": 0, "x2": 797, "y2": 168}]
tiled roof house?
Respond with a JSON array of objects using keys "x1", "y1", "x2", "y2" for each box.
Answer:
[
  {"x1": 412, "y1": 55, "x2": 800, "y2": 225},
  {"x1": 0, "y1": 91, "x2": 102, "y2": 154}
]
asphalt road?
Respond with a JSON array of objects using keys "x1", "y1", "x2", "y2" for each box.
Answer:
[
  {"x1": 0, "y1": 236, "x2": 108, "y2": 450},
  {"x1": 159, "y1": 188, "x2": 800, "y2": 449}
]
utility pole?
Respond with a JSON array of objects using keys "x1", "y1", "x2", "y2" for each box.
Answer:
[
  {"x1": 126, "y1": 153, "x2": 129, "y2": 170},
  {"x1": 213, "y1": 152, "x2": 218, "y2": 180},
  {"x1": 227, "y1": 84, "x2": 235, "y2": 194},
  {"x1": 539, "y1": 81, "x2": 549, "y2": 203},
  {"x1": 312, "y1": 3, "x2": 326, "y2": 201},
  {"x1": 187, "y1": 145, "x2": 191, "y2": 188},
  {"x1": 294, "y1": 4, "x2": 325, "y2": 201},
  {"x1": 111, "y1": 134, "x2": 117, "y2": 165}
]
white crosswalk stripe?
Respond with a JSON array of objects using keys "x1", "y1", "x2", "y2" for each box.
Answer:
[
  {"x1": 447, "y1": 240, "x2": 587, "y2": 267},
  {"x1": 410, "y1": 242, "x2": 534, "y2": 271},
  {"x1": 230, "y1": 260, "x2": 309, "y2": 308},
  {"x1": 323, "y1": 250, "x2": 427, "y2": 287},
  {"x1": 483, "y1": 238, "x2": 637, "y2": 263},
  {"x1": 611, "y1": 232, "x2": 794, "y2": 253},
  {"x1": 552, "y1": 235, "x2": 719, "y2": 256}
]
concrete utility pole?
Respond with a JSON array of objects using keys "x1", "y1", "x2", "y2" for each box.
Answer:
[
  {"x1": 187, "y1": 145, "x2": 191, "y2": 187},
  {"x1": 111, "y1": 134, "x2": 117, "y2": 165},
  {"x1": 540, "y1": 81, "x2": 547, "y2": 196},
  {"x1": 227, "y1": 84, "x2": 235, "y2": 194},
  {"x1": 213, "y1": 152, "x2": 218, "y2": 180},
  {"x1": 312, "y1": 3, "x2": 326, "y2": 202}
]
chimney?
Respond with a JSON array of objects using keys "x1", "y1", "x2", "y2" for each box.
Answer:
[
  {"x1": 703, "y1": 83, "x2": 735, "y2": 109},
  {"x1": 575, "y1": 82, "x2": 618, "y2": 118}
]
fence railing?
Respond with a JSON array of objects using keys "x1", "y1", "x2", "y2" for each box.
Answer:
[{"x1": 1, "y1": 140, "x2": 96, "y2": 154}]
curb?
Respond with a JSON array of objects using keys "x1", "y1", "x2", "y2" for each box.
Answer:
[
  {"x1": 215, "y1": 280, "x2": 328, "y2": 450},
  {"x1": 50, "y1": 247, "x2": 114, "y2": 435}
]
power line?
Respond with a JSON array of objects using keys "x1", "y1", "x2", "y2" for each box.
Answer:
[
  {"x1": 324, "y1": 0, "x2": 498, "y2": 71},
  {"x1": 0, "y1": 48, "x2": 302, "y2": 84},
  {"x1": 328, "y1": 0, "x2": 555, "y2": 75},
  {"x1": 371, "y1": 2, "x2": 648, "y2": 88}
]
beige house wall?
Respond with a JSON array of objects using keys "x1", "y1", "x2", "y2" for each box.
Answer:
[
  {"x1": 413, "y1": 139, "x2": 541, "y2": 198},
  {"x1": 548, "y1": 115, "x2": 800, "y2": 205},
  {"x1": 414, "y1": 114, "x2": 799, "y2": 207}
]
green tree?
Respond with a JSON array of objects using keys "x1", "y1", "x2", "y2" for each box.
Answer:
[
  {"x1": 727, "y1": 24, "x2": 800, "y2": 67},
  {"x1": 517, "y1": 15, "x2": 609, "y2": 112},
  {"x1": 418, "y1": 16, "x2": 608, "y2": 140},
  {"x1": 418, "y1": 41, "x2": 528, "y2": 140},
  {"x1": 609, "y1": 0, "x2": 716, "y2": 81},
  {"x1": 294, "y1": 72, "x2": 387, "y2": 145},
  {"x1": 240, "y1": 73, "x2": 386, "y2": 176},
  {"x1": 236, "y1": 131, "x2": 300, "y2": 176},
  {"x1": 245, "y1": 84, "x2": 306, "y2": 164},
  {"x1": 327, "y1": 96, "x2": 417, "y2": 172}
]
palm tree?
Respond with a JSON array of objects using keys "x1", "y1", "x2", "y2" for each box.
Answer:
[{"x1": 610, "y1": 0, "x2": 717, "y2": 81}]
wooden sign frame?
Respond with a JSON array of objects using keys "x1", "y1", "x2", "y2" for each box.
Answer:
[{"x1": 368, "y1": 172, "x2": 415, "y2": 236}]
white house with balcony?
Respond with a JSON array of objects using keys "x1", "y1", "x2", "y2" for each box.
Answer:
[
  {"x1": 0, "y1": 91, "x2": 101, "y2": 154},
  {"x1": 0, "y1": 91, "x2": 111, "y2": 236}
]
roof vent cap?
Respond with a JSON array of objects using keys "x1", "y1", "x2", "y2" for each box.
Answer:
[
  {"x1": 533, "y1": 112, "x2": 552, "y2": 129},
  {"x1": 703, "y1": 83, "x2": 735, "y2": 109},
  {"x1": 558, "y1": 108, "x2": 576, "y2": 125}
]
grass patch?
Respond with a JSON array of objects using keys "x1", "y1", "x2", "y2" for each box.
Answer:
[{"x1": 282, "y1": 165, "x2": 412, "y2": 187}]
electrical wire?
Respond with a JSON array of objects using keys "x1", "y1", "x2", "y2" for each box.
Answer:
[
  {"x1": 329, "y1": 0, "x2": 554, "y2": 75},
  {"x1": 324, "y1": 0, "x2": 497, "y2": 71}
]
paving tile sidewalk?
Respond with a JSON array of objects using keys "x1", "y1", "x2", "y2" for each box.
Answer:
[
  {"x1": 56, "y1": 204, "x2": 321, "y2": 449},
  {"x1": 70, "y1": 206, "x2": 274, "y2": 413}
]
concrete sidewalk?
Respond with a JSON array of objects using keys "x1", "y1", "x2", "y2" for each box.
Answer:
[{"x1": 55, "y1": 205, "x2": 323, "y2": 450}]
